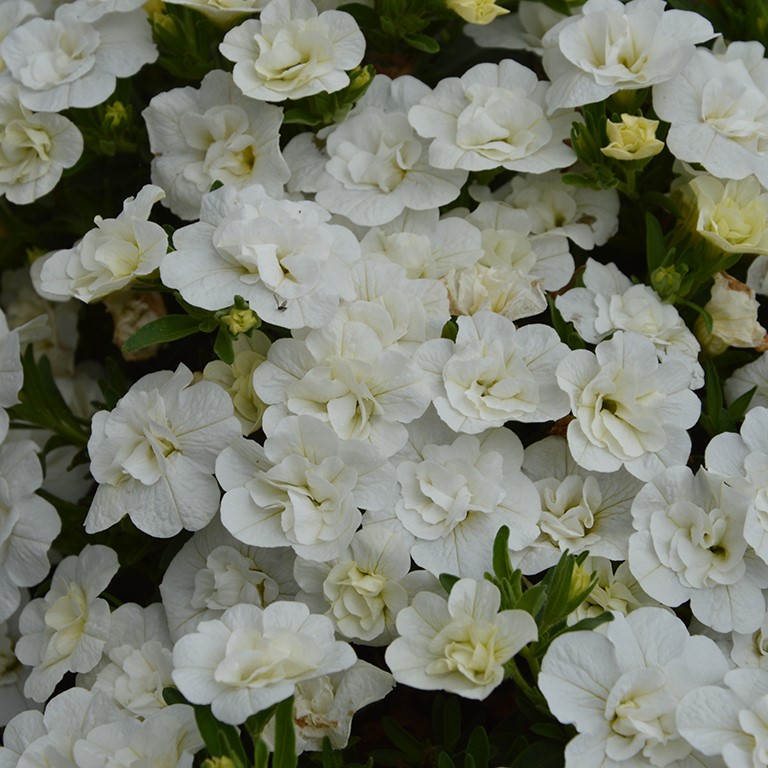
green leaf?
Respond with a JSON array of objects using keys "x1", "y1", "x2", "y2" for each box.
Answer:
[
  {"x1": 339, "y1": 2, "x2": 380, "y2": 26},
  {"x1": 465, "y1": 727, "x2": 489, "y2": 768},
  {"x1": 253, "y1": 738, "x2": 270, "y2": 768},
  {"x1": 162, "y1": 687, "x2": 188, "y2": 706},
  {"x1": 491, "y1": 526, "x2": 513, "y2": 582},
  {"x1": 727, "y1": 385, "x2": 757, "y2": 422},
  {"x1": 438, "y1": 753, "x2": 458, "y2": 768},
  {"x1": 121, "y1": 315, "x2": 202, "y2": 354},
  {"x1": 218, "y1": 727, "x2": 250, "y2": 768},
  {"x1": 439, "y1": 572, "x2": 460, "y2": 594},
  {"x1": 515, "y1": 583, "x2": 548, "y2": 618},
  {"x1": 559, "y1": 612, "x2": 614, "y2": 636},
  {"x1": 283, "y1": 108, "x2": 323, "y2": 126},
  {"x1": 509, "y1": 741, "x2": 565, "y2": 768},
  {"x1": 645, "y1": 212, "x2": 667, "y2": 273},
  {"x1": 403, "y1": 32, "x2": 439, "y2": 53},
  {"x1": 194, "y1": 705, "x2": 224, "y2": 756},
  {"x1": 214, "y1": 327, "x2": 235, "y2": 365},
  {"x1": 322, "y1": 737, "x2": 339, "y2": 768},
  {"x1": 273, "y1": 696, "x2": 297, "y2": 768},
  {"x1": 441, "y1": 695, "x2": 462, "y2": 751},
  {"x1": 381, "y1": 717, "x2": 424, "y2": 759},
  {"x1": 246, "y1": 702, "x2": 280, "y2": 739}
]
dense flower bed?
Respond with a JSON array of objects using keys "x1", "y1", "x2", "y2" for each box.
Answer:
[{"x1": 2, "y1": 0, "x2": 768, "y2": 766}]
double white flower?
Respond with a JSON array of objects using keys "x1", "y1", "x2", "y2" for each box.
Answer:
[{"x1": 556, "y1": 331, "x2": 700, "y2": 480}]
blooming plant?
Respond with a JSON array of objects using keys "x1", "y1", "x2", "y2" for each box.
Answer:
[{"x1": 4, "y1": 0, "x2": 768, "y2": 766}]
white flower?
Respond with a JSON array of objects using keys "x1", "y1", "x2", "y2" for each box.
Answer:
[
  {"x1": 629, "y1": 466, "x2": 768, "y2": 633},
  {"x1": 542, "y1": 0, "x2": 714, "y2": 110},
  {"x1": 160, "y1": 184, "x2": 359, "y2": 330},
  {"x1": 217, "y1": 417, "x2": 396, "y2": 561},
  {"x1": 408, "y1": 59, "x2": 578, "y2": 173},
  {"x1": 516, "y1": 436, "x2": 641, "y2": 574},
  {"x1": 0, "y1": 438, "x2": 60, "y2": 623},
  {"x1": 142, "y1": 69, "x2": 290, "y2": 221},
  {"x1": 160, "y1": 518, "x2": 298, "y2": 642},
  {"x1": 394, "y1": 415, "x2": 540, "y2": 578},
  {"x1": 37, "y1": 185, "x2": 169, "y2": 303},
  {"x1": 654, "y1": 46, "x2": 768, "y2": 188},
  {"x1": 385, "y1": 578, "x2": 537, "y2": 700},
  {"x1": 417, "y1": 311, "x2": 570, "y2": 432},
  {"x1": 706, "y1": 406, "x2": 768, "y2": 568},
  {"x1": 360, "y1": 208, "x2": 483, "y2": 280},
  {"x1": 85, "y1": 364, "x2": 241, "y2": 538},
  {"x1": 343, "y1": 260, "x2": 450, "y2": 352},
  {"x1": 541, "y1": 608, "x2": 728, "y2": 767},
  {"x1": 0, "y1": 84, "x2": 82, "y2": 205},
  {"x1": 485, "y1": 169, "x2": 620, "y2": 250},
  {"x1": 172, "y1": 601, "x2": 357, "y2": 725},
  {"x1": 445, "y1": 0, "x2": 508, "y2": 25},
  {"x1": 73, "y1": 705, "x2": 203, "y2": 768},
  {"x1": 556, "y1": 258, "x2": 704, "y2": 388},
  {"x1": 293, "y1": 526, "x2": 435, "y2": 645},
  {"x1": 677, "y1": 668, "x2": 768, "y2": 768},
  {"x1": 556, "y1": 331, "x2": 701, "y2": 480},
  {"x1": 262, "y1": 661, "x2": 394, "y2": 753},
  {"x1": 284, "y1": 75, "x2": 467, "y2": 226},
  {"x1": 219, "y1": 0, "x2": 365, "y2": 102},
  {"x1": 15, "y1": 544, "x2": 119, "y2": 702},
  {"x1": 0, "y1": 688, "x2": 122, "y2": 767},
  {"x1": 84, "y1": 603, "x2": 174, "y2": 717},
  {"x1": 0, "y1": 9, "x2": 157, "y2": 112},
  {"x1": 252, "y1": 321, "x2": 431, "y2": 457}
]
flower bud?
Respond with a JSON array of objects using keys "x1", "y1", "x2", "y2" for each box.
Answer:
[
  {"x1": 445, "y1": 0, "x2": 509, "y2": 24},
  {"x1": 221, "y1": 307, "x2": 259, "y2": 336},
  {"x1": 601, "y1": 114, "x2": 664, "y2": 161}
]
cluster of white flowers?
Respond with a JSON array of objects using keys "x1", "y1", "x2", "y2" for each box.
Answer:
[{"x1": 10, "y1": 0, "x2": 768, "y2": 764}]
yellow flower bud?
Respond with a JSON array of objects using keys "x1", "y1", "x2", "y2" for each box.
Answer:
[
  {"x1": 104, "y1": 101, "x2": 129, "y2": 130},
  {"x1": 600, "y1": 114, "x2": 664, "y2": 161},
  {"x1": 568, "y1": 562, "x2": 594, "y2": 605},
  {"x1": 445, "y1": 0, "x2": 509, "y2": 25},
  {"x1": 202, "y1": 758, "x2": 237, "y2": 768},
  {"x1": 221, "y1": 307, "x2": 259, "y2": 336}
]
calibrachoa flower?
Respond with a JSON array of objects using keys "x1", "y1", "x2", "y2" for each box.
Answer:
[
  {"x1": 539, "y1": 607, "x2": 729, "y2": 768},
  {"x1": 171, "y1": 601, "x2": 357, "y2": 725},
  {"x1": 261, "y1": 661, "x2": 394, "y2": 753},
  {"x1": 0, "y1": 83, "x2": 83, "y2": 205},
  {"x1": 15, "y1": 544, "x2": 119, "y2": 702},
  {"x1": 38, "y1": 185, "x2": 169, "y2": 304},
  {"x1": 556, "y1": 258, "x2": 704, "y2": 388},
  {"x1": 0, "y1": 8, "x2": 157, "y2": 112},
  {"x1": 160, "y1": 519, "x2": 299, "y2": 641},
  {"x1": 417, "y1": 310, "x2": 570, "y2": 432},
  {"x1": 629, "y1": 465, "x2": 768, "y2": 633},
  {"x1": 86, "y1": 364, "x2": 241, "y2": 538},
  {"x1": 219, "y1": 0, "x2": 365, "y2": 102},
  {"x1": 285, "y1": 75, "x2": 467, "y2": 226},
  {"x1": 654, "y1": 45, "x2": 768, "y2": 188},
  {"x1": 542, "y1": 0, "x2": 714, "y2": 110},
  {"x1": 142, "y1": 69, "x2": 290, "y2": 221},
  {"x1": 517, "y1": 435, "x2": 641, "y2": 574},
  {"x1": 556, "y1": 331, "x2": 701, "y2": 481},
  {"x1": 385, "y1": 578, "x2": 538, "y2": 700},
  {"x1": 408, "y1": 59, "x2": 578, "y2": 173},
  {"x1": 217, "y1": 417, "x2": 396, "y2": 561},
  {"x1": 677, "y1": 668, "x2": 768, "y2": 768},
  {"x1": 161, "y1": 183, "x2": 360, "y2": 329}
]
